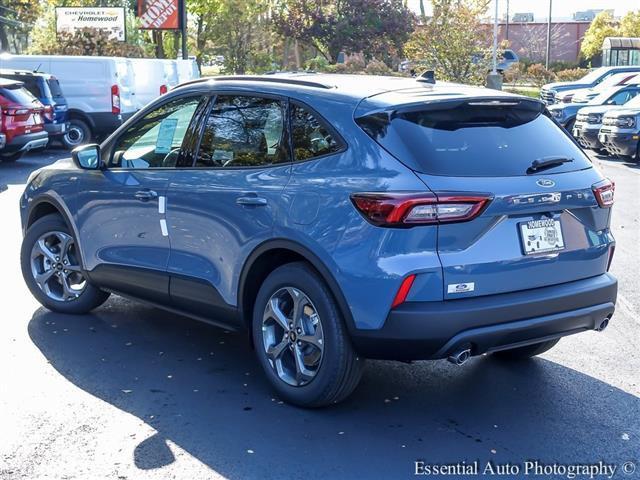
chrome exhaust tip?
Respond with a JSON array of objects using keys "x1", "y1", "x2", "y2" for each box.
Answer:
[
  {"x1": 448, "y1": 348, "x2": 471, "y2": 366},
  {"x1": 596, "y1": 317, "x2": 610, "y2": 332}
]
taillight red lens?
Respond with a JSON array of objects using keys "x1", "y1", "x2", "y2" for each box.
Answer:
[
  {"x1": 43, "y1": 105, "x2": 53, "y2": 121},
  {"x1": 350, "y1": 192, "x2": 491, "y2": 227},
  {"x1": 592, "y1": 179, "x2": 615, "y2": 208},
  {"x1": 391, "y1": 274, "x2": 416, "y2": 309},
  {"x1": 111, "y1": 84, "x2": 121, "y2": 114},
  {"x1": 160, "y1": 84, "x2": 168, "y2": 95}
]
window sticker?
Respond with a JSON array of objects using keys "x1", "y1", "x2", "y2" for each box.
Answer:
[{"x1": 155, "y1": 118, "x2": 178, "y2": 154}]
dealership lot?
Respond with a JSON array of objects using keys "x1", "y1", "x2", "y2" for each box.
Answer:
[{"x1": 0, "y1": 149, "x2": 638, "y2": 479}]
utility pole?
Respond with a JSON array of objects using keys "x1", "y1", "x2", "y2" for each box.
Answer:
[
  {"x1": 505, "y1": 0, "x2": 510, "y2": 40},
  {"x1": 492, "y1": 0, "x2": 498, "y2": 74},
  {"x1": 180, "y1": 0, "x2": 187, "y2": 59},
  {"x1": 545, "y1": 0, "x2": 552, "y2": 69}
]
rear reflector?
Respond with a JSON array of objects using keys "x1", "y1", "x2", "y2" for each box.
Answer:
[
  {"x1": 350, "y1": 192, "x2": 491, "y2": 227},
  {"x1": 160, "y1": 84, "x2": 168, "y2": 95},
  {"x1": 607, "y1": 245, "x2": 615, "y2": 271},
  {"x1": 592, "y1": 179, "x2": 615, "y2": 208},
  {"x1": 391, "y1": 274, "x2": 416, "y2": 309}
]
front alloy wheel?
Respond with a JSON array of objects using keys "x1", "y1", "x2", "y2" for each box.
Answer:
[
  {"x1": 262, "y1": 287, "x2": 324, "y2": 387},
  {"x1": 30, "y1": 231, "x2": 86, "y2": 301}
]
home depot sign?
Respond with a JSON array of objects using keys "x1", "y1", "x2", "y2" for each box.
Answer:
[{"x1": 138, "y1": 0, "x2": 179, "y2": 30}]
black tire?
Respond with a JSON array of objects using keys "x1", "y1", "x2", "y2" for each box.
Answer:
[
  {"x1": 252, "y1": 262, "x2": 365, "y2": 407},
  {"x1": 0, "y1": 151, "x2": 24, "y2": 163},
  {"x1": 62, "y1": 119, "x2": 92, "y2": 149},
  {"x1": 21, "y1": 213, "x2": 110, "y2": 314},
  {"x1": 493, "y1": 339, "x2": 560, "y2": 360}
]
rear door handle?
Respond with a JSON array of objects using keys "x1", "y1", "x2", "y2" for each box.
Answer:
[
  {"x1": 135, "y1": 190, "x2": 158, "y2": 201},
  {"x1": 236, "y1": 195, "x2": 268, "y2": 207}
]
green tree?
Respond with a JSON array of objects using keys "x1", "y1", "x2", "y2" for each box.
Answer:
[
  {"x1": 404, "y1": 0, "x2": 490, "y2": 84},
  {"x1": 619, "y1": 10, "x2": 640, "y2": 37},
  {"x1": 0, "y1": 0, "x2": 42, "y2": 52},
  {"x1": 188, "y1": 0, "x2": 275, "y2": 74},
  {"x1": 272, "y1": 0, "x2": 415, "y2": 66},
  {"x1": 580, "y1": 11, "x2": 618, "y2": 62}
]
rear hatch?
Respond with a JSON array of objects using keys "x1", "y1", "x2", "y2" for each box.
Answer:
[{"x1": 356, "y1": 94, "x2": 613, "y2": 300}]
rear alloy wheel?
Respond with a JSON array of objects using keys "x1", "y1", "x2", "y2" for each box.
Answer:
[
  {"x1": 493, "y1": 339, "x2": 560, "y2": 360},
  {"x1": 253, "y1": 262, "x2": 364, "y2": 407},
  {"x1": 62, "y1": 119, "x2": 92, "y2": 149},
  {"x1": 21, "y1": 214, "x2": 109, "y2": 314}
]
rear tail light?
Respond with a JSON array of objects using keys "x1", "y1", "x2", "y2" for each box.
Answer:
[
  {"x1": 111, "y1": 84, "x2": 121, "y2": 114},
  {"x1": 43, "y1": 105, "x2": 54, "y2": 121},
  {"x1": 592, "y1": 179, "x2": 615, "y2": 208},
  {"x1": 2, "y1": 107, "x2": 29, "y2": 116},
  {"x1": 350, "y1": 192, "x2": 492, "y2": 227},
  {"x1": 159, "y1": 84, "x2": 168, "y2": 95},
  {"x1": 391, "y1": 274, "x2": 416, "y2": 309}
]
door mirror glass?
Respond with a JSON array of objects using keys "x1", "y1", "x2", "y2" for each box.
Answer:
[{"x1": 72, "y1": 144, "x2": 101, "y2": 170}]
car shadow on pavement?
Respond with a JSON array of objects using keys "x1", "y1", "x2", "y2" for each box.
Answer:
[{"x1": 28, "y1": 296, "x2": 639, "y2": 479}]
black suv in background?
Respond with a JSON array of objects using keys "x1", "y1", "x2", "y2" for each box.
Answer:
[{"x1": 0, "y1": 69, "x2": 69, "y2": 145}]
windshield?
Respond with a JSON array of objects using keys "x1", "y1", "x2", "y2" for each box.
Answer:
[
  {"x1": 357, "y1": 103, "x2": 591, "y2": 177},
  {"x1": 589, "y1": 88, "x2": 638, "y2": 106},
  {"x1": 579, "y1": 68, "x2": 607, "y2": 84}
]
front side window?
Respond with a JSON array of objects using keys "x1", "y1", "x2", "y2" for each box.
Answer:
[
  {"x1": 111, "y1": 97, "x2": 201, "y2": 169},
  {"x1": 195, "y1": 95, "x2": 288, "y2": 168},
  {"x1": 605, "y1": 89, "x2": 639, "y2": 105},
  {"x1": 290, "y1": 103, "x2": 342, "y2": 161}
]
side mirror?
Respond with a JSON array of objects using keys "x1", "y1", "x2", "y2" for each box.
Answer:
[{"x1": 72, "y1": 144, "x2": 102, "y2": 170}]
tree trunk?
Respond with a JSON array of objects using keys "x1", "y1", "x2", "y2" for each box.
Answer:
[
  {"x1": 153, "y1": 30, "x2": 165, "y2": 59},
  {"x1": 0, "y1": 24, "x2": 9, "y2": 52},
  {"x1": 294, "y1": 39, "x2": 301, "y2": 69}
]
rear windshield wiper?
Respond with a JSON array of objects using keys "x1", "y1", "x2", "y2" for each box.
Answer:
[{"x1": 527, "y1": 156, "x2": 573, "y2": 174}]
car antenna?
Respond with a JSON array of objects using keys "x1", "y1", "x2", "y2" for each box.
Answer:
[
  {"x1": 417, "y1": 70, "x2": 436, "y2": 84},
  {"x1": 34, "y1": 63, "x2": 42, "y2": 73}
]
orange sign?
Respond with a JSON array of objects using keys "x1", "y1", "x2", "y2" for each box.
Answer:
[{"x1": 138, "y1": 0, "x2": 179, "y2": 30}]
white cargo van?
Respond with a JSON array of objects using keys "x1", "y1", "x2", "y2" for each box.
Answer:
[
  {"x1": 176, "y1": 58, "x2": 200, "y2": 84},
  {"x1": 0, "y1": 54, "x2": 137, "y2": 148},
  {"x1": 129, "y1": 58, "x2": 180, "y2": 110}
]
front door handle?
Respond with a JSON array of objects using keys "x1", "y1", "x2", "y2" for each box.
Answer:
[
  {"x1": 134, "y1": 190, "x2": 158, "y2": 201},
  {"x1": 236, "y1": 195, "x2": 268, "y2": 207}
]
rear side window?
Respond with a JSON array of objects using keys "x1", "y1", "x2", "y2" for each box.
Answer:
[
  {"x1": 357, "y1": 102, "x2": 592, "y2": 177},
  {"x1": 195, "y1": 95, "x2": 288, "y2": 168},
  {"x1": 291, "y1": 103, "x2": 342, "y2": 161},
  {"x1": 0, "y1": 85, "x2": 39, "y2": 106}
]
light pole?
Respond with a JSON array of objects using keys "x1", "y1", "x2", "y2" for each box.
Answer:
[
  {"x1": 545, "y1": 0, "x2": 553, "y2": 69},
  {"x1": 505, "y1": 0, "x2": 509, "y2": 40},
  {"x1": 492, "y1": 0, "x2": 498, "y2": 74}
]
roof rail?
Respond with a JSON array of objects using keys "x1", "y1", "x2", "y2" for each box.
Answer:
[{"x1": 174, "y1": 74, "x2": 334, "y2": 91}]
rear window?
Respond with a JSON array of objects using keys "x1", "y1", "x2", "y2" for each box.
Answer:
[
  {"x1": 1, "y1": 75, "x2": 45, "y2": 98},
  {"x1": 47, "y1": 78, "x2": 64, "y2": 98},
  {"x1": 0, "y1": 85, "x2": 39, "y2": 106},
  {"x1": 357, "y1": 101, "x2": 592, "y2": 177}
]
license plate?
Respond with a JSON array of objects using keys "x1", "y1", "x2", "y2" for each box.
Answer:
[{"x1": 519, "y1": 219, "x2": 565, "y2": 255}]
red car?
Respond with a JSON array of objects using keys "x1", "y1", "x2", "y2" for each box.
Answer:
[{"x1": 0, "y1": 78, "x2": 48, "y2": 162}]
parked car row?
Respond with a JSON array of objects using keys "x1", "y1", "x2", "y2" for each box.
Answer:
[
  {"x1": 0, "y1": 55, "x2": 199, "y2": 161},
  {"x1": 543, "y1": 67, "x2": 640, "y2": 161}
]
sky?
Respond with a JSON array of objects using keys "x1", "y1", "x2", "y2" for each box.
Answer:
[{"x1": 406, "y1": 0, "x2": 637, "y2": 21}]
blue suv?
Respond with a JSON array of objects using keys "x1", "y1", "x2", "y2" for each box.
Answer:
[{"x1": 19, "y1": 74, "x2": 618, "y2": 407}]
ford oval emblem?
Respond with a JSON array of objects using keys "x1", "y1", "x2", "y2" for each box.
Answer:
[{"x1": 536, "y1": 179, "x2": 555, "y2": 188}]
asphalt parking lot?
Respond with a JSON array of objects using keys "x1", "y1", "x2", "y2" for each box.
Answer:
[{"x1": 0, "y1": 149, "x2": 638, "y2": 480}]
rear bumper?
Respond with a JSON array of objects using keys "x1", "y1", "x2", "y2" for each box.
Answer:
[
  {"x1": 351, "y1": 273, "x2": 617, "y2": 361},
  {"x1": 599, "y1": 131, "x2": 639, "y2": 157},
  {"x1": 2, "y1": 131, "x2": 49, "y2": 153},
  {"x1": 44, "y1": 121, "x2": 69, "y2": 137},
  {"x1": 573, "y1": 126, "x2": 602, "y2": 149}
]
